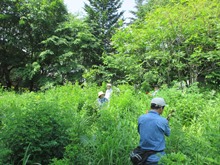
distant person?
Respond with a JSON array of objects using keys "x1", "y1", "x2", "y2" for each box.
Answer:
[
  {"x1": 97, "y1": 91, "x2": 108, "y2": 107},
  {"x1": 151, "y1": 85, "x2": 159, "y2": 97},
  {"x1": 138, "y1": 97, "x2": 170, "y2": 165},
  {"x1": 105, "y1": 83, "x2": 113, "y2": 100}
]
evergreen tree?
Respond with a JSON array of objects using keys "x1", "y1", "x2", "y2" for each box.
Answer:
[
  {"x1": 84, "y1": 0, "x2": 124, "y2": 63},
  {"x1": 129, "y1": 0, "x2": 172, "y2": 22},
  {"x1": 129, "y1": 0, "x2": 145, "y2": 21}
]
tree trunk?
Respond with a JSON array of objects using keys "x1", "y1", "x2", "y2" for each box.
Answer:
[{"x1": 3, "y1": 66, "x2": 12, "y2": 89}]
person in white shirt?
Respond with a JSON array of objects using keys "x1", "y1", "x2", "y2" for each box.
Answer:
[
  {"x1": 152, "y1": 85, "x2": 159, "y2": 97},
  {"x1": 105, "y1": 83, "x2": 113, "y2": 100}
]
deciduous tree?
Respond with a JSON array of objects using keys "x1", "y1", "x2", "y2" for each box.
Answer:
[
  {"x1": 103, "y1": 0, "x2": 220, "y2": 89},
  {"x1": 0, "y1": 0, "x2": 68, "y2": 90}
]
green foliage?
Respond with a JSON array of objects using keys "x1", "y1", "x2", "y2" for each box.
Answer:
[
  {"x1": 0, "y1": 0, "x2": 68, "y2": 91},
  {"x1": 102, "y1": 0, "x2": 220, "y2": 88},
  {"x1": 0, "y1": 84, "x2": 219, "y2": 164},
  {"x1": 130, "y1": 0, "x2": 171, "y2": 21},
  {"x1": 1, "y1": 0, "x2": 219, "y2": 91},
  {"x1": 0, "y1": 92, "x2": 72, "y2": 164},
  {"x1": 39, "y1": 15, "x2": 99, "y2": 90},
  {"x1": 84, "y1": 0, "x2": 124, "y2": 56}
]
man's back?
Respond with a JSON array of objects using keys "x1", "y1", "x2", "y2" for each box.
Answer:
[
  {"x1": 138, "y1": 110, "x2": 170, "y2": 151},
  {"x1": 133, "y1": 98, "x2": 170, "y2": 164}
]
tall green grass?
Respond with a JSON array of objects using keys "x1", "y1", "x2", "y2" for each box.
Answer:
[{"x1": 0, "y1": 83, "x2": 219, "y2": 164}]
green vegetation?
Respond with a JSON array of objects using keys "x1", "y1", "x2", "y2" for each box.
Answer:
[
  {"x1": 84, "y1": 0, "x2": 124, "y2": 54},
  {"x1": 1, "y1": 0, "x2": 220, "y2": 164},
  {"x1": 100, "y1": 0, "x2": 220, "y2": 89},
  {"x1": 1, "y1": 0, "x2": 219, "y2": 90},
  {"x1": 0, "y1": 84, "x2": 219, "y2": 164}
]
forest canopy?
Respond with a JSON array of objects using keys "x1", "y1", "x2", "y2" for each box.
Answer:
[{"x1": 0, "y1": 0, "x2": 219, "y2": 91}]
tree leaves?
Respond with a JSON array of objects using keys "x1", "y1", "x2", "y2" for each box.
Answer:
[{"x1": 104, "y1": 0, "x2": 220, "y2": 88}]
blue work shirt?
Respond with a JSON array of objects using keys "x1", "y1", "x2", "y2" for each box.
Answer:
[
  {"x1": 97, "y1": 97, "x2": 108, "y2": 107},
  {"x1": 138, "y1": 110, "x2": 170, "y2": 162}
]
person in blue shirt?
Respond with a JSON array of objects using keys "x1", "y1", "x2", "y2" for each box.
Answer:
[
  {"x1": 138, "y1": 97, "x2": 170, "y2": 165},
  {"x1": 97, "y1": 91, "x2": 108, "y2": 108}
]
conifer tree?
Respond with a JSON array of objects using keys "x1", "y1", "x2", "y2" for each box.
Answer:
[{"x1": 84, "y1": 0, "x2": 124, "y2": 62}]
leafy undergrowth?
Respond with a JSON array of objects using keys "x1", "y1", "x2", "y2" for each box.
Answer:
[{"x1": 0, "y1": 83, "x2": 219, "y2": 165}]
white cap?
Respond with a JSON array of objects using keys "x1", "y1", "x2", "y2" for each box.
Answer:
[
  {"x1": 151, "y1": 97, "x2": 166, "y2": 107},
  {"x1": 107, "y1": 83, "x2": 112, "y2": 87},
  {"x1": 98, "y1": 91, "x2": 105, "y2": 97}
]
